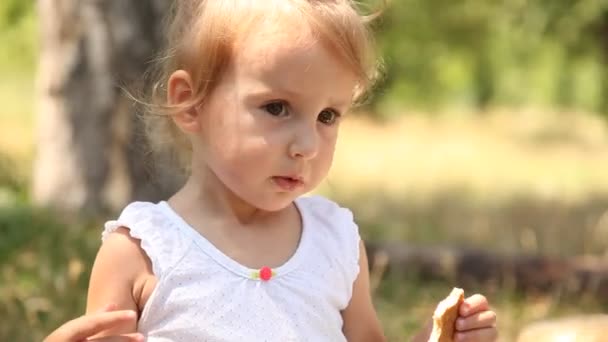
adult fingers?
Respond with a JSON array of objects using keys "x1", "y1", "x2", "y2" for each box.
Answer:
[
  {"x1": 70, "y1": 310, "x2": 137, "y2": 340},
  {"x1": 87, "y1": 332, "x2": 145, "y2": 342},
  {"x1": 48, "y1": 310, "x2": 137, "y2": 341}
]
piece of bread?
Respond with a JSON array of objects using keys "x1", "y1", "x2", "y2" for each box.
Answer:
[{"x1": 428, "y1": 288, "x2": 465, "y2": 342}]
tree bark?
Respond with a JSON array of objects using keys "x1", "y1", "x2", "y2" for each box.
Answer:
[
  {"x1": 365, "y1": 241, "x2": 608, "y2": 303},
  {"x1": 34, "y1": 0, "x2": 176, "y2": 215}
]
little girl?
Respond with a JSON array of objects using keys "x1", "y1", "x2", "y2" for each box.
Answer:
[{"x1": 84, "y1": 0, "x2": 497, "y2": 341}]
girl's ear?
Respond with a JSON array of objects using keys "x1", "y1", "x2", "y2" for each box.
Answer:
[{"x1": 168, "y1": 70, "x2": 201, "y2": 133}]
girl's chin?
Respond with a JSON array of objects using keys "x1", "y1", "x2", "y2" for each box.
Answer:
[{"x1": 249, "y1": 193, "x2": 301, "y2": 212}]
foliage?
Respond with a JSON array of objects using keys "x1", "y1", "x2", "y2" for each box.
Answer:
[
  {"x1": 0, "y1": 0, "x2": 36, "y2": 75},
  {"x1": 0, "y1": 1, "x2": 32, "y2": 29},
  {"x1": 366, "y1": 0, "x2": 608, "y2": 117}
]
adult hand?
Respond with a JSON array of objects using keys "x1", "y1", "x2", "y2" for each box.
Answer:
[{"x1": 44, "y1": 304, "x2": 144, "y2": 342}]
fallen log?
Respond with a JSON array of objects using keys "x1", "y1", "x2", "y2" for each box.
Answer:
[{"x1": 365, "y1": 241, "x2": 608, "y2": 301}]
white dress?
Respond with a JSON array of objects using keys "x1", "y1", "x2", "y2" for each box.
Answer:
[{"x1": 102, "y1": 195, "x2": 361, "y2": 342}]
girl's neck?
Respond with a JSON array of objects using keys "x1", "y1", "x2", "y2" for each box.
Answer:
[{"x1": 169, "y1": 166, "x2": 274, "y2": 226}]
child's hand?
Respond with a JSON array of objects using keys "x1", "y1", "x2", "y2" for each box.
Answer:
[
  {"x1": 454, "y1": 294, "x2": 497, "y2": 342},
  {"x1": 44, "y1": 304, "x2": 144, "y2": 342}
]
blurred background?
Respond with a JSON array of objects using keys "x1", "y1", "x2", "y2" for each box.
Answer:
[{"x1": 2, "y1": 1, "x2": 608, "y2": 341}]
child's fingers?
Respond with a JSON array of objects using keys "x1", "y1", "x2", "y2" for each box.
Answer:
[
  {"x1": 87, "y1": 332, "x2": 145, "y2": 342},
  {"x1": 459, "y1": 294, "x2": 490, "y2": 316},
  {"x1": 454, "y1": 327, "x2": 498, "y2": 342},
  {"x1": 455, "y1": 310, "x2": 497, "y2": 331}
]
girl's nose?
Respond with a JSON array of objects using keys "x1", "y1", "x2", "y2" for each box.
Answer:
[{"x1": 289, "y1": 123, "x2": 319, "y2": 160}]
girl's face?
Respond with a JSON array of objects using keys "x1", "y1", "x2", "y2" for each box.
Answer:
[{"x1": 182, "y1": 29, "x2": 357, "y2": 211}]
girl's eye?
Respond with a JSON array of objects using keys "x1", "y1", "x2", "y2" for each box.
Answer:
[
  {"x1": 318, "y1": 109, "x2": 340, "y2": 125},
  {"x1": 264, "y1": 102, "x2": 288, "y2": 117}
]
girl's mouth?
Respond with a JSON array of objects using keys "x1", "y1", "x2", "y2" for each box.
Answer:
[{"x1": 272, "y1": 176, "x2": 304, "y2": 191}]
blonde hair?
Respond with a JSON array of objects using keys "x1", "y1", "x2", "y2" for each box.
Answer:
[{"x1": 142, "y1": 0, "x2": 380, "y2": 171}]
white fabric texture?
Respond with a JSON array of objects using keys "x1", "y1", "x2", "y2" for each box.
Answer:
[{"x1": 102, "y1": 195, "x2": 361, "y2": 342}]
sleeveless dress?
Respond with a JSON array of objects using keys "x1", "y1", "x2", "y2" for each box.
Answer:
[{"x1": 102, "y1": 195, "x2": 361, "y2": 342}]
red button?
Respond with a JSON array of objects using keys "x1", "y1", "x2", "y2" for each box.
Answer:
[{"x1": 259, "y1": 266, "x2": 272, "y2": 281}]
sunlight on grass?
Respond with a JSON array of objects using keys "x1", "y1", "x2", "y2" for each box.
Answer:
[{"x1": 322, "y1": 108, "x2": 608, "y2": 205}]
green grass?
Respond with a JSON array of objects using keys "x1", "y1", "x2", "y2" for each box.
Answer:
[
  {"x1": 0, "y1": 204, "x2": 100, "y2": 341},
  {"x1": 323, "y1": 110, "x2": 608, "y2": 203}
]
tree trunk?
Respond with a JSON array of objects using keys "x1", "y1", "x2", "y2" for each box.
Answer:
[{"x1": 34, "y1": 0, "x2": 177, "y2": 215}]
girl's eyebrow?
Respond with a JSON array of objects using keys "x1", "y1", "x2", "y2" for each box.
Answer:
[
  {"x1": 240, "y1": 77, "x2": 300, "y2": 98},
  {"x1": 253, "y1": 86, "x2": 300, "y2": 99},
  {"x1": 246, "y1": 86, "x2": 351, "y2": 109},
  {"x1": 243, "y1": 87, "x2": 297, "y2": 103}
]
